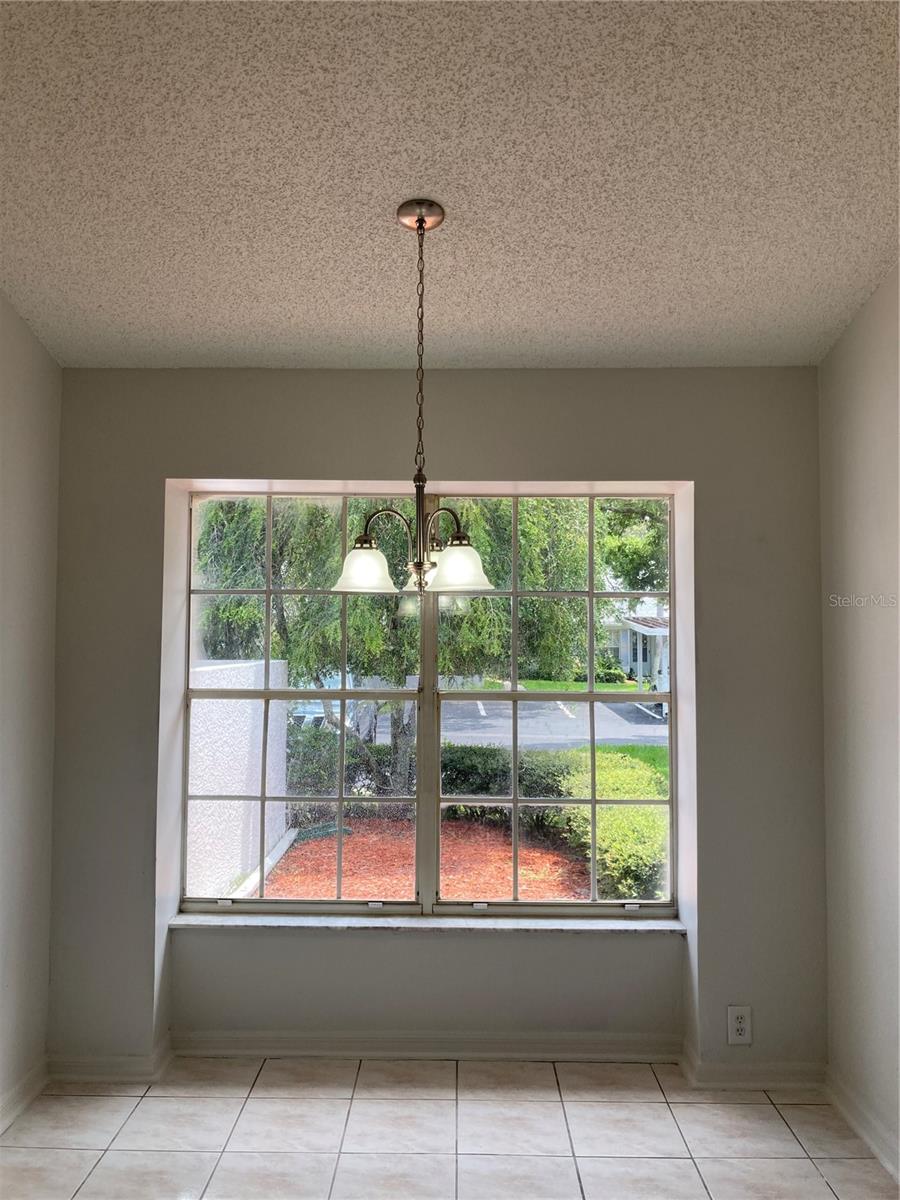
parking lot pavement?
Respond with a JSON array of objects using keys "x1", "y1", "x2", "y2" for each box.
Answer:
[{"x1": 439, "y1": 696, "x2": 667, "y2": 749}]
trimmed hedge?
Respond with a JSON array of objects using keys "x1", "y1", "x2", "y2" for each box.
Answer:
[{"x1": 285, "y1": 726, "x2": 668, "y2": 898}]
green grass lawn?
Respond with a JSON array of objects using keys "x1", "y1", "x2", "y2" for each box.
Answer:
[{"x1": 476, "y1": 678, "x2": 640, "y2": 692}]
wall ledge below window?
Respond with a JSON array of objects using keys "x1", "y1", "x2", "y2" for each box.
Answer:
[{"x1": 170, "y1": 913, "x2": 686, "y2": 934}]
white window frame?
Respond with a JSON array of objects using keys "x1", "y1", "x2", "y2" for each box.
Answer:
[{"x1": 175, "y1": 481, "x2": 688, "y2": 920}]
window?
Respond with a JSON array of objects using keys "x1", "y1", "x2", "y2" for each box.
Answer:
[{"x1": 182, "y1": 490, "x2": 675, "y2": 914}]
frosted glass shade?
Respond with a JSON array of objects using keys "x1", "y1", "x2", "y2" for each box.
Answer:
[
  {"x1": 426, "y1": 543, "x2": 493, "y2": 592},
  {"x1": 333, "y1": 547, "x2": 398, "y2": 592},
  {"x1": 424, "y1": 547, "x2": 442, "y2": 585}
]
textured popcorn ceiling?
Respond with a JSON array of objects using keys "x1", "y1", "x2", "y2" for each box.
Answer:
[{"x1": 0, "y1": 1, "x2": 896, "y2": 368}]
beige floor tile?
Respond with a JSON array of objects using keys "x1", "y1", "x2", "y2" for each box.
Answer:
[
  {"x1": 77, "y1": 1150, "x2": 218, "y2": 1198},
  {"x1": 458, "y1": 1099, "x2": 571, "y2": 1156},
  {"x1": 458, "y1": 1153, "x2": 581, "y2": 1199},
  {"x1": 42, "y1": 1081, "x2": 148, "y2": 1097},
  {"x1": 332, "y1": 1152, "x2": 455, "y2": 1199},
  {"x1": 566, "y1": 1101, "x2": 688, "y2": 1157},
  {"x1": 765, "y1": 1085, "x2": 829, "y2": 1104},
  {"x1": 342, "y1": 1099, "x2": 455, "y2": 1154},
  {"x1": 777, "y1": 1105, "x2": 874, "y2": 1158},
  {"x1": 110, "y1": 1097, "x2": 242, "y2": 1152},
  {"x1": 0, "y1": 1097, "x2": 138, "y2": 1150},
  {"x1": 652, "y1": 1064, "x2": 769, "y2": 1104},
  {"x1": 814, "y1": 1158, "x2": 900, "y2": 1199},
  {"x1": 147, "y1": 1056, "x2": 263, "y2": 1097},
  {"x1": 205, "y1": 1151, "x2": 336, "y2": 1199},
  {"x1": 251, "y1": 1058, "x2": 359, "y2": 1098},
  {"x1": 697, "y1": 1157, "x2": 833, "y2": 1198},
  {"x1": 228, "y1": 1098, "x2": 349, "y2": 1153},
  {"x1": 355, "y1": 1059, "x2": 456, "y2": 1099},
  {"x1": 0, "y1": 1147, "x2": 100, "y2": 1200},
  {"x1": 578, "y1": 1156, "x2": 708, "y2": 1199},
  {"x1": 557, "y1": 1062, "x2": 664, "y2": 1102},
  {"x1": 458, "y1": 1060, "x2": 559, "y2": 1101},
  {"x1": 672, "y1": 1103, "x2": 804, "y2": 1158}
]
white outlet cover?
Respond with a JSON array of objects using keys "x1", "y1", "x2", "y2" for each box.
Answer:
[{"x1": 727, "y1": 1004, "x2": 753, "y2": 1045}]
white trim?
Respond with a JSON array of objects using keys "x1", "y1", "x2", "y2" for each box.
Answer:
[
  {"x1": 0, "y1": 1058, "x2": 47, "y2": 1132},
  {"x1": 680, "y1": 1043, "x2": 826, "y2": 1089},
  {"x1": 828, "y1": 1068, "x2": 900, "y2": 1181},
  {"x1": 48, "y1": 1037, "x2": 172, "y2": 1084},
  {"x1": 169, "y1": 1029, "x2": 682, "y2": 1061},
  {"x1": 171, "y1": 913, "x2": 686, "y2": 933}
]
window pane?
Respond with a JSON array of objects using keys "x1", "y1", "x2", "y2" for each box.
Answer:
[
  {"x1": 189, "y1": 595, "x2": 265, "y2": 688},
  {"x1": 347, "y1": 496, "x2": 416, "y2": 589},
  {"x1": 272, "y1": 497, "x2": 342, "y2": 590},
  {"x1": 341, "y1": 802, "x2": 416, "y2": 900},
  {"x1": 345, "y1": 700, "x2": 416, "y2": 798},
  {"x1": 189, "y1": 699, "x2": 264, "y2": 795},
  {"x1": 185, "y1": 799, "x2": 260, "y2": 897},
  {"x1": 438, "y1": 596, "x2": 512, "y2": 689},
  {"x1": 517, "y1": 497, "x2": 588, "y2": 591},
  {"x1": 595, "y1": 498, "x2": 669, "y2": 592},
  {"x1": 347, "y1": 595, "x2": 419, "y2": 688},
  {"x1": 440, "y1": 804, "x2": 513, "y2": 900},
  {"x1": 270, "y1": 594, "x2": 341, "y2": 689},
  {"x1": 518, "y1": 805, "x2": 592, "y2": 901},
  {"x1": 268, "y1": 700, "x2": 340, "y2": 797},
  {"x1": 262, "y1": 802, "x2": 338, "y2": 899},
  {"x1": 192, "y1": 497, "x2": 266, "y2": 590},
  {"x1": 594, "y1": 701, "x2": 669, "y2": 799},
  {"x1": 595, "y1": 598, "x2": 669, "y2": 693},
  {"x1": 517, "y1": 597, "x2": 588, "y2": 690},
  {"x1": 518, "y1": 701, "x2": 591, "y2": 799},
  {"x1": 441, "y1": 497, "x2": 513, "y2": 590},
  {"x1": 441, "y1": 700, "x2": 512, "y2": 797},
  {"x1": 596, "y1": 805, "x2": 670, "y2": 901}
]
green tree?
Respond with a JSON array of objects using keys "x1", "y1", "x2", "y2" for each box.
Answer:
[
  {"x1": 596, "y1": 499, "x2": 668, "y2": 592},
  {"x1": 193, "y1": 495, "x2": 668, "y2": 794}
]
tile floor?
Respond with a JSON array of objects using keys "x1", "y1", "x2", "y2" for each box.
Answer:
[{"x1": 0, "y1": 1057, "x2": 896, "y2": 1199}]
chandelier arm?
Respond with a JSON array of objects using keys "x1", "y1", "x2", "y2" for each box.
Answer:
[
  {"x1": 360, "y1": 507, "x2": 415, "y2": 561},
  {"x1": 425, "y1": 505, "x2": 464, "y2": 545}
]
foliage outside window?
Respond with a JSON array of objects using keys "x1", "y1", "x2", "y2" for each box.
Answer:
[{"x1": 183, "y1": 491, "x2": 674, "y2": 912}]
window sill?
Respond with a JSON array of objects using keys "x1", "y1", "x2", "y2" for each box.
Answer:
[{"x1": 170, "y1": 913, "x2": 686, "y2": 934}]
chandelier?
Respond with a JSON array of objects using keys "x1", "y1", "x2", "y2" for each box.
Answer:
[{"x1": 333, "y1": 199, "x2": 494, "y2": 595}]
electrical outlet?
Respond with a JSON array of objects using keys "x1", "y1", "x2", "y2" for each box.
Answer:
[{"x1": 727, "y1": 1005, "x2": 752, "y2": 1045}]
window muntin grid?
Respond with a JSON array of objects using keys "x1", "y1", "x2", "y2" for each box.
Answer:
[
  {"x1": 435, "y1": 495, "x2": 672, "y2": 908},
  {"x1": 182, "y1": 491, "x2": 675, "y2": 913}
]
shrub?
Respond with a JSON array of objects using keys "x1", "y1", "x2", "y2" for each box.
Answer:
[
  {"x1": 286, "y1": 722, "x2": 339, "y2": 796},
  {"x1": 286, "y1": 729, "x2": 668, "y2": 899},
  {"x1": 595, "y1": 805, "x2": 668, "y2": 899},
  {"x1": 440, "y1": 743, "x2": 512, "y2": 797},
  {"x1": 594, "y1": 744, "x2": 668, "y2": 799},
  {"x1": 595, "y1": 652, "x2": 627, "y2": 684}
]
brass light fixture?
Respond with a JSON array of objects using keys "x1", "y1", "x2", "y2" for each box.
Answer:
[{"x1": 333, "y1": 200, "x2": 494, "y2": 595}]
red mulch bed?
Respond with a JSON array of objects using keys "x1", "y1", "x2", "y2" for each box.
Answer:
[{"x1": 264, "y1": 817, "x2": 589, "y2": 902}]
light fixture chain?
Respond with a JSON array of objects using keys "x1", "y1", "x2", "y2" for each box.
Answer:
[{"x1": 415, "y1": 216, "x2": 426, "y2": 474}]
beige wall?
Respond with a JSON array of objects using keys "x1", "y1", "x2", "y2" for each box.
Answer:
[
  {"x1": 0, "y1": 294, "x2": 61, "y2": 1116},
  {"x1": 51, "y1": 366, "x2": 826, "y2": 1074},
  {"x1": 818, "y1": 265, "x2": 899, "y2": 1173}
]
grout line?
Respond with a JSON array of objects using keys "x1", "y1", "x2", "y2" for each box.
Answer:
[
  {"x1": 768, "y1": 1100, "x2": 819, "y2": 1161},
  {"x1": 552, "y1": 1062, "x2": 586, "y2": 1200},
  {"x1": 69, "y1": 1094, "x2": 144, "y2": 1198},
  {"x1": 651, "y1": 1063, "x2": 714, "y2": 1200},
  {"x1": 806, "y1": 1157, "x2": 843, "y2": 1199},
  {"x1": 197, "y1": 1057, "x2": 267, "y2": 1200},
  {"x1": 454, "y1": 1060, "x2": 459, "y2": 1199},
  {"x1": 326, "y1": 1057, "x2": 362, "y2": 1200}
]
